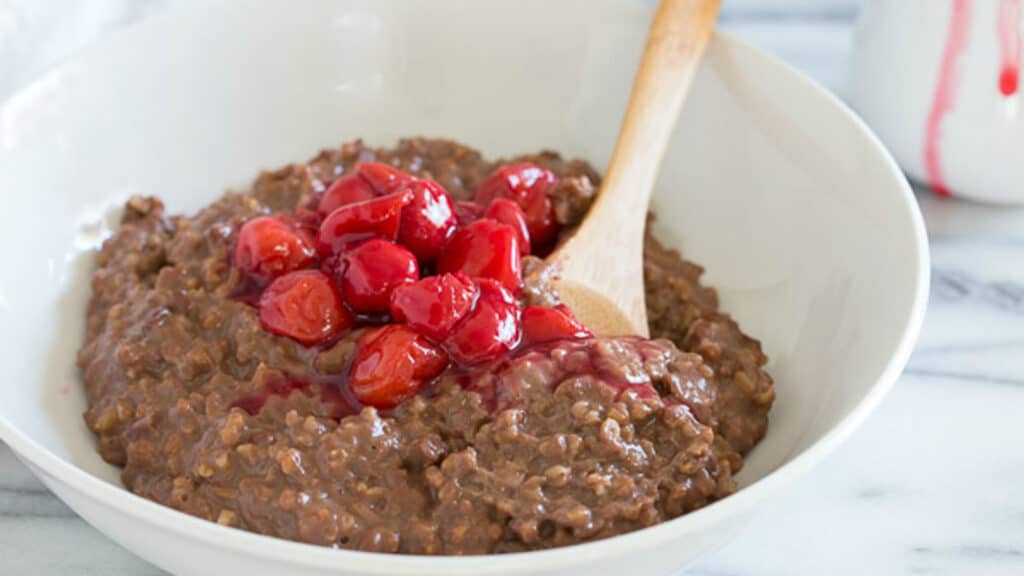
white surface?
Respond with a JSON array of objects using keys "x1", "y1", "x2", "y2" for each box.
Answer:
[
  {"x1": 0, "y1": 1, "x2": 1018, "y2": 576},
  {"x1": 850, "y1": 0, "x2": 1024, "y2": 203}
]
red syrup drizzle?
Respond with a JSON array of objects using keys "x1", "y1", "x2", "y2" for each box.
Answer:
[
  {"x1": 231, "y1": 379, "x2": 312, "y2": 416},
  {"x1": 454, "y1": 336, "x2": 660, "y2": 414},
  {"x1": 231, "y1": 275, "x2": 267, "y2": 306},
  {"x1": 924, "y1": 0, "x2": 972, "y2": 198},
  {"x1": 229, "y1": 336, "x2": 664, "y2": 420},
  {"x1": 230, "y1": 372, "x2": 363, "y2": 420},
  {"x1": 999, "y1": 0, "x2": 1021, "y2": 96}
]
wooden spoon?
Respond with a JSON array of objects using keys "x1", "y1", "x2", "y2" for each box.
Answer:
[{"x1": 540, "y1": 0, "x2": 720, "y2": 337}]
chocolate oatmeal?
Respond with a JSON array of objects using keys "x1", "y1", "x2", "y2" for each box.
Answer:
[{"x1": 78, "y1": 138, "x2": 775, "y2": 554}]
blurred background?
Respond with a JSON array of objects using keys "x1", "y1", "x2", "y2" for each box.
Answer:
[{"x1": 0, "y1": 0, "x2": 858, "y2": 100}]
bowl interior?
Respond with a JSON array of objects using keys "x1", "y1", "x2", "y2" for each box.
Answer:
[{"x1": 0, "y1": 0, "x2": 924, "y2": 552}]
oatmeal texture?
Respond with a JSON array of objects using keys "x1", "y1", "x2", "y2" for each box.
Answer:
[{"x1": 79, "y1": 138, "x2": 774, "y2": 554}]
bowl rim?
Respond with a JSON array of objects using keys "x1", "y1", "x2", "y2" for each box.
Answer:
[{"x1": 0, "y1": 3, "x2": 930, "y2": 572}]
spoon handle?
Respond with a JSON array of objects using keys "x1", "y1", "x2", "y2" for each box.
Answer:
[
  {"x1": 588, "y1": 0, "x2": 721, "y2": 222},
  {"x1": 546, "y1": 0, "x2": 720, "y2": 337}
]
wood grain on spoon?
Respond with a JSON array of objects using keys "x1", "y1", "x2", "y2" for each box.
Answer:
[{"x1": 540, "y1": 0, "x2": 720, "y2": 337}]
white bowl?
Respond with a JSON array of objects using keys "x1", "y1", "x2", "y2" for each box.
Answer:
[{"x1": 0, "y1": 1, "x2": 928, "y2": 574}]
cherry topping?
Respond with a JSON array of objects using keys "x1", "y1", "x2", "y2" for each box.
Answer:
[
  {"x1": 389, "y1": 273, "x2": 478, "y2": 342},
  {"x1": 318, "y1": 163, "x2": 417, "y2": 218},
  {"x1": 437, "y1": 219, "x2": 522, "y2": 293},
  {"x1": 475, "y1": 162, "x2": 560, "y2": 247},
  {"x1": 453, "y1": 201, "x2": 485, "y2": 226},
  {"x1": 317, "y1": 174, "x2": 376, "y2": 218},
  {"x1": 233, "y1": 217, "x2": 316, "y2": 280},
  {"x1": 258, "y1": 270, "x2": 353, "y2": 345},
  {"x1": 349, "y1": 325, "x2": 449, "y2": 409},
  {"x1": 316, "y1": 189, "x2": 414, "y2": 256},
  {"x1": 337, "y1": 239, "x2": 419, "y2": 313},
  {"x1": 357, "y1": 162, "x2": 416, "y2": 195},
  {"x1": 397, "y1": 179, "x2": 457, "y2": 262},
  {"x1": 444, "y1": 279, "x2": 521, "y2": 365},
  {"x1": 484, "y1": 198, "x2": 531, "y2": 256},
  {"x1": 522, "y1": 304, "x2": 592, "y2": 345},
  {"x1": 520, "y1": 193, "x2": 559, "y2": 249}
]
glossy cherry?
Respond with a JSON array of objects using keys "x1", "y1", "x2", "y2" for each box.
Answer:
[
  {"x1": 318, "y1": 163, "x2": 417, "y2": 218},
  {"x1": 474, "y1": 162, "x2": 560, "y2": 247},
  {"x1": 349, "y1": 325, "x2": 449, "y2": 409},
  {"x1": 444, "y1": 279, "x2": 521, "y2": 365},
  {"x1": 317, "y1": 174, "x2": 376, "y2": 218},
  {"x1": 437, "y1": 219, "x2": 522, "y2": 293},
  {"x1": 484, "y1": 198, "x2": 531, "y2": 256},
  {"x1": 521, "y1": 305, "x2": 592, "y2": 345},
  {"x1": 258, "y1": 270, "x2": 353, "y2": 345},
  {"x1": 397, "y1": 179, "x2": 457, "y2": 262},
  {"x1": 389, "y1": 273, "x2": 478, "y2": 342},
  {"x1": 233, "y1": 216, "x2": 316, "y2": 280},
  {"x1": 337, "y1": 239, "x2": 419, "y2": 313},
  {"x1": 358, "y1": 162, "x2": 416, "y2": 195},
  {"x1": 316, "y1": 189, "x2": 414, "y2": 256}
]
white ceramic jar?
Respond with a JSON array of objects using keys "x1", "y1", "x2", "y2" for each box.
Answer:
[{"x1": 851, "y1": 0, "x2": 1024, "y2": 203}]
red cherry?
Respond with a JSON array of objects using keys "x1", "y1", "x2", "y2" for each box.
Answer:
[
  {"x1": 233, "y1": 217, "x2": 316, "y2": 280},
  {"x1": 520, "y1": 192, "x2": 559, "y2": 248},
  {"x1": 444, "y1": 279, "x2": 521, "y2": 365},
  {"x1": 317, "y1": 174, "x2": 376, "y2": 218},
  {"x1": 349, "y1": 325, "x2": 449, "y2": 409},
  {"x1": 397, "y1": 179, "x2": 457, "y2": 262},
  {"x1": 318, "y1": 163, "x2": 416, "y2": 218},
  {"x1": 475, "y1": 163, "x2": 560, "y2": 247},
  {"x1": 316, "y1": 189, "x2": 414, "y2": 256},
  {"x1": 258, "y1": 270, "x2": 352, "y2": 345},
  {"x1": 453, "y1": 201, "x2": 485, "y2": 226},
  {"x1": 484, "y1": 198, "x2": 531, "y2": 256},
  {"x1": 337, "y1": 239, "x2": 419, "y2": 313},
  {"x1": 475, "y1": 162, "x2": 557, "y2": 205},
  {"x1": 389, "y1": 273, "x2": 478, "y2": 342},
  {"x1": 357, "y1": 162, "x2": 416, "y2": 195},
  {"x1": 437, "y1": 219, "x2": 522, "y2": 293},
  {"x1": 521, "y1": 305, "x2": 592, "y2": 345}
]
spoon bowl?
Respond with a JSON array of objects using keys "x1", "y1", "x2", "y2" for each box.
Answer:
[{"x1": 548, "y1": 0, "x2": 721, "y2": 336}]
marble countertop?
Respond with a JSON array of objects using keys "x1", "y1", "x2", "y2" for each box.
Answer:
[{"x1": 3, "y1": 1, "x2": 1023, "y2": 575}]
